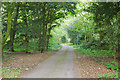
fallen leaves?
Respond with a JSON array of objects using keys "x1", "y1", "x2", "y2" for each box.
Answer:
[{"x1": 74, "y1": 51, "x2": 115, "y2": 78}]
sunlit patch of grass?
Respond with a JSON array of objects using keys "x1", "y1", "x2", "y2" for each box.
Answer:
[
  {"x1": 2, "y1": 67, "x2": 21, "y2": 78},
  {"x1": 3, "y1": 49, "x2": 8, "y2": 52},
  {"x1": 48, "y1": 44, "x2": 62, "y2": 51},
  {"x1": 67, "y1": 43, "x2": 73, "y2": 46},
  {"x1": 14, "y1": 48, "x2": 26, "y2": 52},
  {"x1": 98, "y1": 72, "x2": 118, "y2": 78}
]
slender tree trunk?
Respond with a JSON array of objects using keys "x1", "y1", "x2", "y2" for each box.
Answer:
[
  {"x1": 85, "y1": 25, "x2": 87, "y2": 42},
  {"x1": 24, "y1": 11, "x2": 29, "y2": 52},
  {"x1": 45, "y1": 25, "x2": 47, "y2": 51},
  {"x1": 38, "y1": 33, "x2": 42, "y2": 51},
  {"x1": 34, "y1": 36, "x2": 36, "y2": 51},
  {"x1": 45, "y1": 9, "x2": 50, "y2": 51},
  {"x1": 90, "y1": 27, "x2": 92, "y2": 42},
  {"x1": 37, "y1": 10, "x2": 42, "y2": 51},
  {"x1": 25, "y1": 35, "x2": 29, "y2": 52},
  {"x1": 42, "y1": 3, "x2": 46, "y2": 53},
  {"x1": 47, "y1": 26, "x2": 51, "y2": 51},
  {"x1": 117, "y1": 12, "x2": 120, "y2": 61},
  {"x1": 0, "y1": 1, "x2": 2, "y2": 66}
]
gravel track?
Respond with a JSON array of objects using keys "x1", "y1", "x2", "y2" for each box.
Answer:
[{"x1": 24, "y1": 45, "x2": 78, "y2": 78}]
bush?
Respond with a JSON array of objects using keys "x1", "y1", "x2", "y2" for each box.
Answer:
[
  {"x1": 98, "y1": 61, "x2": 120, "y2": 78},
  {"x1": 73, "y1": 45, "x2": 113, "y2": 56},
  {"x1": 103, "y1": 61, "x2": 119, "y2": 71}
]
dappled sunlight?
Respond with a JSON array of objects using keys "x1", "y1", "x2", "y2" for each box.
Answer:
[{"x1": 1, "y1": 1, "x2": 119, "y2": 78}]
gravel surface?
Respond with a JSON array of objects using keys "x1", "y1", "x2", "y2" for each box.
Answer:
[{"x1": 24, "y1": 45, "x2": 79, "y2": 78}]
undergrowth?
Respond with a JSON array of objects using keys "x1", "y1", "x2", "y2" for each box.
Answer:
[
  {"x1": 2, "y1": 67, "x2": 21, "y2": 78},
  {"x1": 72, "y1": 44, "x2": 119, "y2": 78}
]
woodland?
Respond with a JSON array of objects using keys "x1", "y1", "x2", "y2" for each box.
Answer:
[{"x1": 0, "y1": 2, "x2": 120, "y2": 78}]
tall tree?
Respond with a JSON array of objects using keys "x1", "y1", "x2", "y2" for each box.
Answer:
[
  {"x1": 9, "y1": 3, "x2": 20, "y2": 52},
  {"x1": 2, "y1": 2, "x2": 16, "y2": 46}
]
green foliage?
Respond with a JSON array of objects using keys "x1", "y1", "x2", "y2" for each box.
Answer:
[
  {"x1": 61, "y1": 36, "x2": 67, "y2": 43},
  {"x1": 98, "y1": 72, "x2": 118, "y2": 78},
  {"x1": 73, "y1": 45, "x2": 112, "y2": 56},
  {"x1": 67, "y1": 43, "x2": 73, "y2": 46},
  {"x1": 103, "y1": 62, "x2": 119, "y2": 71},
  {"x1": 2, "y1": 2, "x2": 77, "y2": 53},
  {"x1": 48, "y1": 44, "x2": 62, "y2": 51},
  {"x1": 2, "y1": 67, "x2": 21, "y2": 78}
]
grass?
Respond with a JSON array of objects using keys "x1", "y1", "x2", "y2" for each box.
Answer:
[
  {"x1": 2, "y1": 53, "x2": 21, "y2": 78},
  {"x1": 2, "y1": 43, "x2": 62, "y2": 78},
  {"x1": 73, "y1": 45, "x2": 113, "y2": 56},
  {"x1": 2, "y1": 67, "x2": 21, "y2": 78},
  {"x1": 98, "y1": 61, "x2": 120, "y2": 78},
  {"x1": 48, "y1": 44, "x2": 62, "y2": 51},
  {"x1": 3, "y1": 39, "x2": 62, "y2": 52},
  {"x1": 98, "y1": 72, "x2": 118, "y2": 78},
  {"x1": 72, "y1": 44, "x2": 119, "y2": 78}
]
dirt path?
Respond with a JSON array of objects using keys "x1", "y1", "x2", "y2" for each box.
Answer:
[{"x1": 24, "y1": 45, "x2": 78, "y2": 78}]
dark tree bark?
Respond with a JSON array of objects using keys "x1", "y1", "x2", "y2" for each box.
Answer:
[
  {"x1": 23, "y1": 9, "x2": 29, "y2": 53},
  {"x1": 45, "y1": 8, "x2": 50, "y2": 51},
  {"x1": 42, "y1": 3, "x2": 46, "y2": 53},
  {"x1": 9, "y1": 4, "x2": 19, "y2": 52},
  {"x1": 46, "y1": 24, "x2": 52, "y2": 51},
  {"x1": 85, "y1": 25, "x2": 87, "y2": 42},
  {"x1": 38, "y1": 32, "x2": 42, "y2": 51}
]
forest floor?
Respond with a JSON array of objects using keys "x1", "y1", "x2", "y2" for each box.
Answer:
[
  {"x1": 2, "y1": 45, "x2": 118, "y2": 78},
  {"x1": 2, "y1": 50, "x2": 58, "y2": 78},
  {"x1": 74, "y1": 50, "x2": 117, "y2": 78}
]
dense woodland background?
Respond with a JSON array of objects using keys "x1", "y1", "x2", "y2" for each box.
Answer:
[
  {"x1": 0, "y1": 2, "x2": 120, "y2": 78},
  {"x1": 1, "y1": 2, "x2": 119, "y2": 58}
]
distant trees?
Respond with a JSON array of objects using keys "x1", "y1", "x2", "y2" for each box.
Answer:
[
  {"x1": 65, "y1": 2, "x2": 119, "y2": 60},
  {"x1": 61, "y1": 36, "x2": 67, "y2": 43},
  {"x1": 85, "y1": 2, "x2": 120, "y2": 60}
]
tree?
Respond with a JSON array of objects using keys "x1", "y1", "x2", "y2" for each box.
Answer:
[
  {"x1": 84, "y1": 2, "x2": 120, "y2": 60},
  {"x1": 2, "y1": 2, "x2": 16, "y2": 46},
  {"x1": 61, "y1": 36, "x2": 67, "y2": 43},
  {"x1": 2, "y1": 2, "x2": 77, "y2": 53},
  {"x1": 9, "y1": 3, "x2": 20, "y2": 52}
]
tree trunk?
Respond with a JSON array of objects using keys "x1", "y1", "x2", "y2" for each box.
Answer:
[
  {"x1": 85, "y1": 25, "x2": 87, "y2": 42},
  {"x1": 42, "y1": 3, "x2": 46, "y2": 53},
  {"x1": 117, "y1": 12, "x2": 120, "y2": 61},
  {"x1": 9, "y1": 4, "x2": 19, "y2": 52},
  {"x1": 9, "y1": 29, "x2": 15, "y2": 52},
  {"x1": 25, "y1": 35, "x2": 29, "y2": 52},
  {"x1": 45, "y1": 9, "x2": 50, "y2": 51},
  {"x1": 47, "y1": 26, "x2": 51, "y2": 51},
  {"x1": 24, "y1": 10, "x2": 29, "y2": 52},
  {"x1": 34, "y1": 36, "x2": 36, "y2": 51},
  {"x1": 0, "y1": 1, "x2": 2, "y2": 65},
  {"x1": 38, "y1": 33, "x2": 42, "y2": 51},
  {"x1": 2, "y1": 3, "x2": 15, "y2": 46},
  {"x1": 90, "y1": 27, "x2": 92, "y2": 42},
  {"x1": 2, "y1": 11, "x2": 12, "y2": 46}
]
